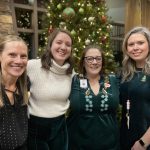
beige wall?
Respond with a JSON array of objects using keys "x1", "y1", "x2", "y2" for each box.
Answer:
[
  {"x1": 106, "y1": 0, "x2": 125, "y2": 23},
  {"x1": 0, "y1": 0, "x2": 14, "y2": 38}
]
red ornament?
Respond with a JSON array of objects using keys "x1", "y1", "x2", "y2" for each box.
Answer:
[
  {"x1": 101, "y1": 36, "x2": 107, "y2": 43},
  {"x1": 101, "y1": 15, "x2": 107, "y2": 23},
  {"x1": 48, "y1": 25, "x2": 54, "y2": 34}
]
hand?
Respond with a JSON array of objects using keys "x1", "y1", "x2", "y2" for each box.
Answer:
[{"x1": 131, "y1": 141, "x2": 146, "y2": 150}]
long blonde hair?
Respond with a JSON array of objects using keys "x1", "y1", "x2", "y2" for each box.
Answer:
[
  {"x1": 0, "y1": 35, "x2": 28, "y2": 107},
  {"x1": 122, "y1": 26, "x2": 150, "y2": 82}
]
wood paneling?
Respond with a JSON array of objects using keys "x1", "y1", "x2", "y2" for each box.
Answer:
[
  {"x1": 125, "y1": 0, "x2": 150, "y2": 32},
  {"x1": 141, "y1": 0, "x2": 150, "y2": 28}
]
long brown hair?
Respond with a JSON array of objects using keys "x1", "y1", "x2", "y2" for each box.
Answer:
[
  {"x1": 41, "y1": 28, "x2": 74, "y2": 74},
  {"x1": 0, "y1": 35, "x2": 28, "y2": 107}
]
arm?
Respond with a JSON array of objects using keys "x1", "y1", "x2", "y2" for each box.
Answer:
[
  {"x1": 27, "y1": 75, "x2": 31, "y2": 98},
  {"x1": 131, "y1": 127, "x2": 150, "y2": 150}
]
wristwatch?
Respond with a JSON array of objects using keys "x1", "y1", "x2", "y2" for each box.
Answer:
[
  {"x1": 139, "y1": 139, "x2": 147, "y2": 148},
  {"x1": 139, "y1": 139, "x2": 145, "y2": 147}
]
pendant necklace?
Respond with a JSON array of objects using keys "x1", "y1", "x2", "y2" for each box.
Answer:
[{"x1": 126, "y1": 99, "x2": 130, "y2": 129}]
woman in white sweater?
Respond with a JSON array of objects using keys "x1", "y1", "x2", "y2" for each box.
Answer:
[{"x1": 27, "y1": 28, "x2": 74, "y2": 150}]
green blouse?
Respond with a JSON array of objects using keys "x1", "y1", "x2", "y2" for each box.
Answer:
[
  {"x1": 120, "y1": 70, "x2": 150, "y2": 150},
  {"x1": 67, "y1": 74, "x2": 120, "y2": 150}
]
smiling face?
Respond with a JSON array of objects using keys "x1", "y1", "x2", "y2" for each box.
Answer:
[
  {"x1": 0, "y1": 41, "x2": 28, "y2": 80},
  {"x1": 50, "y1": 32, "x2": 72, "y2": 66},
  {"x1": 127, "y1": 33, "x2": 149, "y2": 68},
  {"x1": 84, "y1": 48, "x2": 102, "y2": 78}
]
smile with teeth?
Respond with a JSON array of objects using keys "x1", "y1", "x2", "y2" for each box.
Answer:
[
  {"x1": 132, "y1": 52, "x2": 141, "y2": 56},
  {"x1": 11, "y1": 65, "x2": 23, "y2": 70},
  {"x1": 90, "y1": 66, "x2": 100, "y2": 69},
  {"x1": 58, "y1": 50, "x2": 66, "y2": 55}
]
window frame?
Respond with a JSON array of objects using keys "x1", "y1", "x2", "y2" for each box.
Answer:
[{"x1": 11, "y1": 0, "x2": 47, "y2": 58}]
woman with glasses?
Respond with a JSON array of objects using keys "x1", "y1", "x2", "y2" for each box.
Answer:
[{"x1": 67, "y1": 45, "x2": 120, "y2": 150}]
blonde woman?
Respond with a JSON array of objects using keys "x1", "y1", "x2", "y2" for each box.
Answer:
[
  {"x1": 0, "y1": 35, "x2": 28, "y2": 150},
  {"x1": 120, "y1": 26, "x2": 150, "y2": 150}
]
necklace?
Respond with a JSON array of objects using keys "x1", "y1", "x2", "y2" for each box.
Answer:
[{"x1": 4, "y1": 87, "x2": 17, "y2": 93}]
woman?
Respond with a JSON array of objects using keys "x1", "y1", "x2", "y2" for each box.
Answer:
[
  {"x1": 0, "y1": 35, "x2": 28, "y2": 150},
  {"x1": 120, "y1": 26, "x2": 150, "y2": 150},
  {"x1": 27, "y1": 28, "x2": 74, "y2": 150},
  {"x1": 67, "y1": 45, "x2": 120, "y2": 150}
]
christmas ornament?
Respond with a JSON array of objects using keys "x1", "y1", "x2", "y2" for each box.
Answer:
[
  {"x1": 57, "y1": 3, "x2": 62, "y2": 10},
  {"x1": 79, "y1": 7, "x2": 84, "y2": 14},
  {"x1": 83, "y1": 17, "x2": 87, "y2": 22},
  {"x1": 87, "y1": 3, "x2": 92, "y2": 11},
  {"x1": 101, "y1": 36, "x2": 107, "y2": 43},
  {"x1": 59, "y1": 22, "x2": 66, "y2": 29},
  {"x1": 88, "y1": 17, "x2": 95, "y2": 22},
  {"x1": 71, "y1": 30, "x2": 76, "y2": 36},
  {"x1": 85, "y1": 39, "x2": 90, "y2": 45},
  {"x1": 48, "y1": 25, "x2": 54, "y2": 34},
  {"x1": 101, "y1": 15, "x2": 107, "y2": 23},
  {"x1": 62, "y1": 7, "x2": 75, "y2": 20},
  {"x1": 47, "y1": 13, "x2": 50, "y2": 17},
  {"x1": 45, "y1": 0, "x2": 116, "y2": 72}
]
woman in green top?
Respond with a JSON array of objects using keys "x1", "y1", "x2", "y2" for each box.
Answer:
[
  {"x1": 67, "y1": 45, "x2": 120, "y2": 150},
  {"x1": 120, "y1": 26, "x2": 150, "y2": 150}
]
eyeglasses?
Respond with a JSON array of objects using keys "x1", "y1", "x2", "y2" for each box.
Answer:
[{"x1": 84, "y1": 56, "x2": 102, "y2": 63}]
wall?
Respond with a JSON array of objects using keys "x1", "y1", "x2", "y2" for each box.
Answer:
[
  {"x1": 106, "y1": 0, "x2": 125, "y2": 23},
  {"x1": 0, "y1": 0, "x2": 14, "y2": 38},
  {"x1": 125, "y1": 0, "x2": 150, "y2": 32}
]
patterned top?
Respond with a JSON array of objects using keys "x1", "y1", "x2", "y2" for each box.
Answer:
[
  {"x1": 0, "y1": 86, "x2": 28, "y2": 150},
  {"x1": 67, "y1": 74, "x2": 120, "y2": 150}
]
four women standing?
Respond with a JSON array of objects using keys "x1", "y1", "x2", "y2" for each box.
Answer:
[{"x1": 1, "y1": 26, "x2": 150, "y2": 150}]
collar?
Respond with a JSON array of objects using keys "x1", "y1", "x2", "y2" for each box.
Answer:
[{"x1": 50, "y1": 59, "x2": 70, "y2": 75}]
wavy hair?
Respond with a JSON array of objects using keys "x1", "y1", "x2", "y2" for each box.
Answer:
[{"x1": 122, "y1": 26, "x2": 150, "y2": 82}]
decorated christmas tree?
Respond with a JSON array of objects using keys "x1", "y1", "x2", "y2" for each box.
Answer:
[{"x1": 46, "y1": 0, "x2": 117, "y2": 72}]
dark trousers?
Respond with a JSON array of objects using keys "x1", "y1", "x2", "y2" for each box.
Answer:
[
  {"x1": 0, "y1": 144, "x2": 27, "y2": 150},
  {"x1": 27, "y1": 115, "x2": 68, "y2": 150},
  {"x1": 15, "y1": 144, "x2": 27, "y2": 150}
]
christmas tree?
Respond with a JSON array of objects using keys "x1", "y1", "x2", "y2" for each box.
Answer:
[{"x1": 46, "y1": 0, "x2": 117, "y2": 72}]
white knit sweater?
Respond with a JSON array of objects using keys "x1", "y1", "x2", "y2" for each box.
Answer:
[{"x1": 27, "y1": 59, "x2": 72, "y2": 118}]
